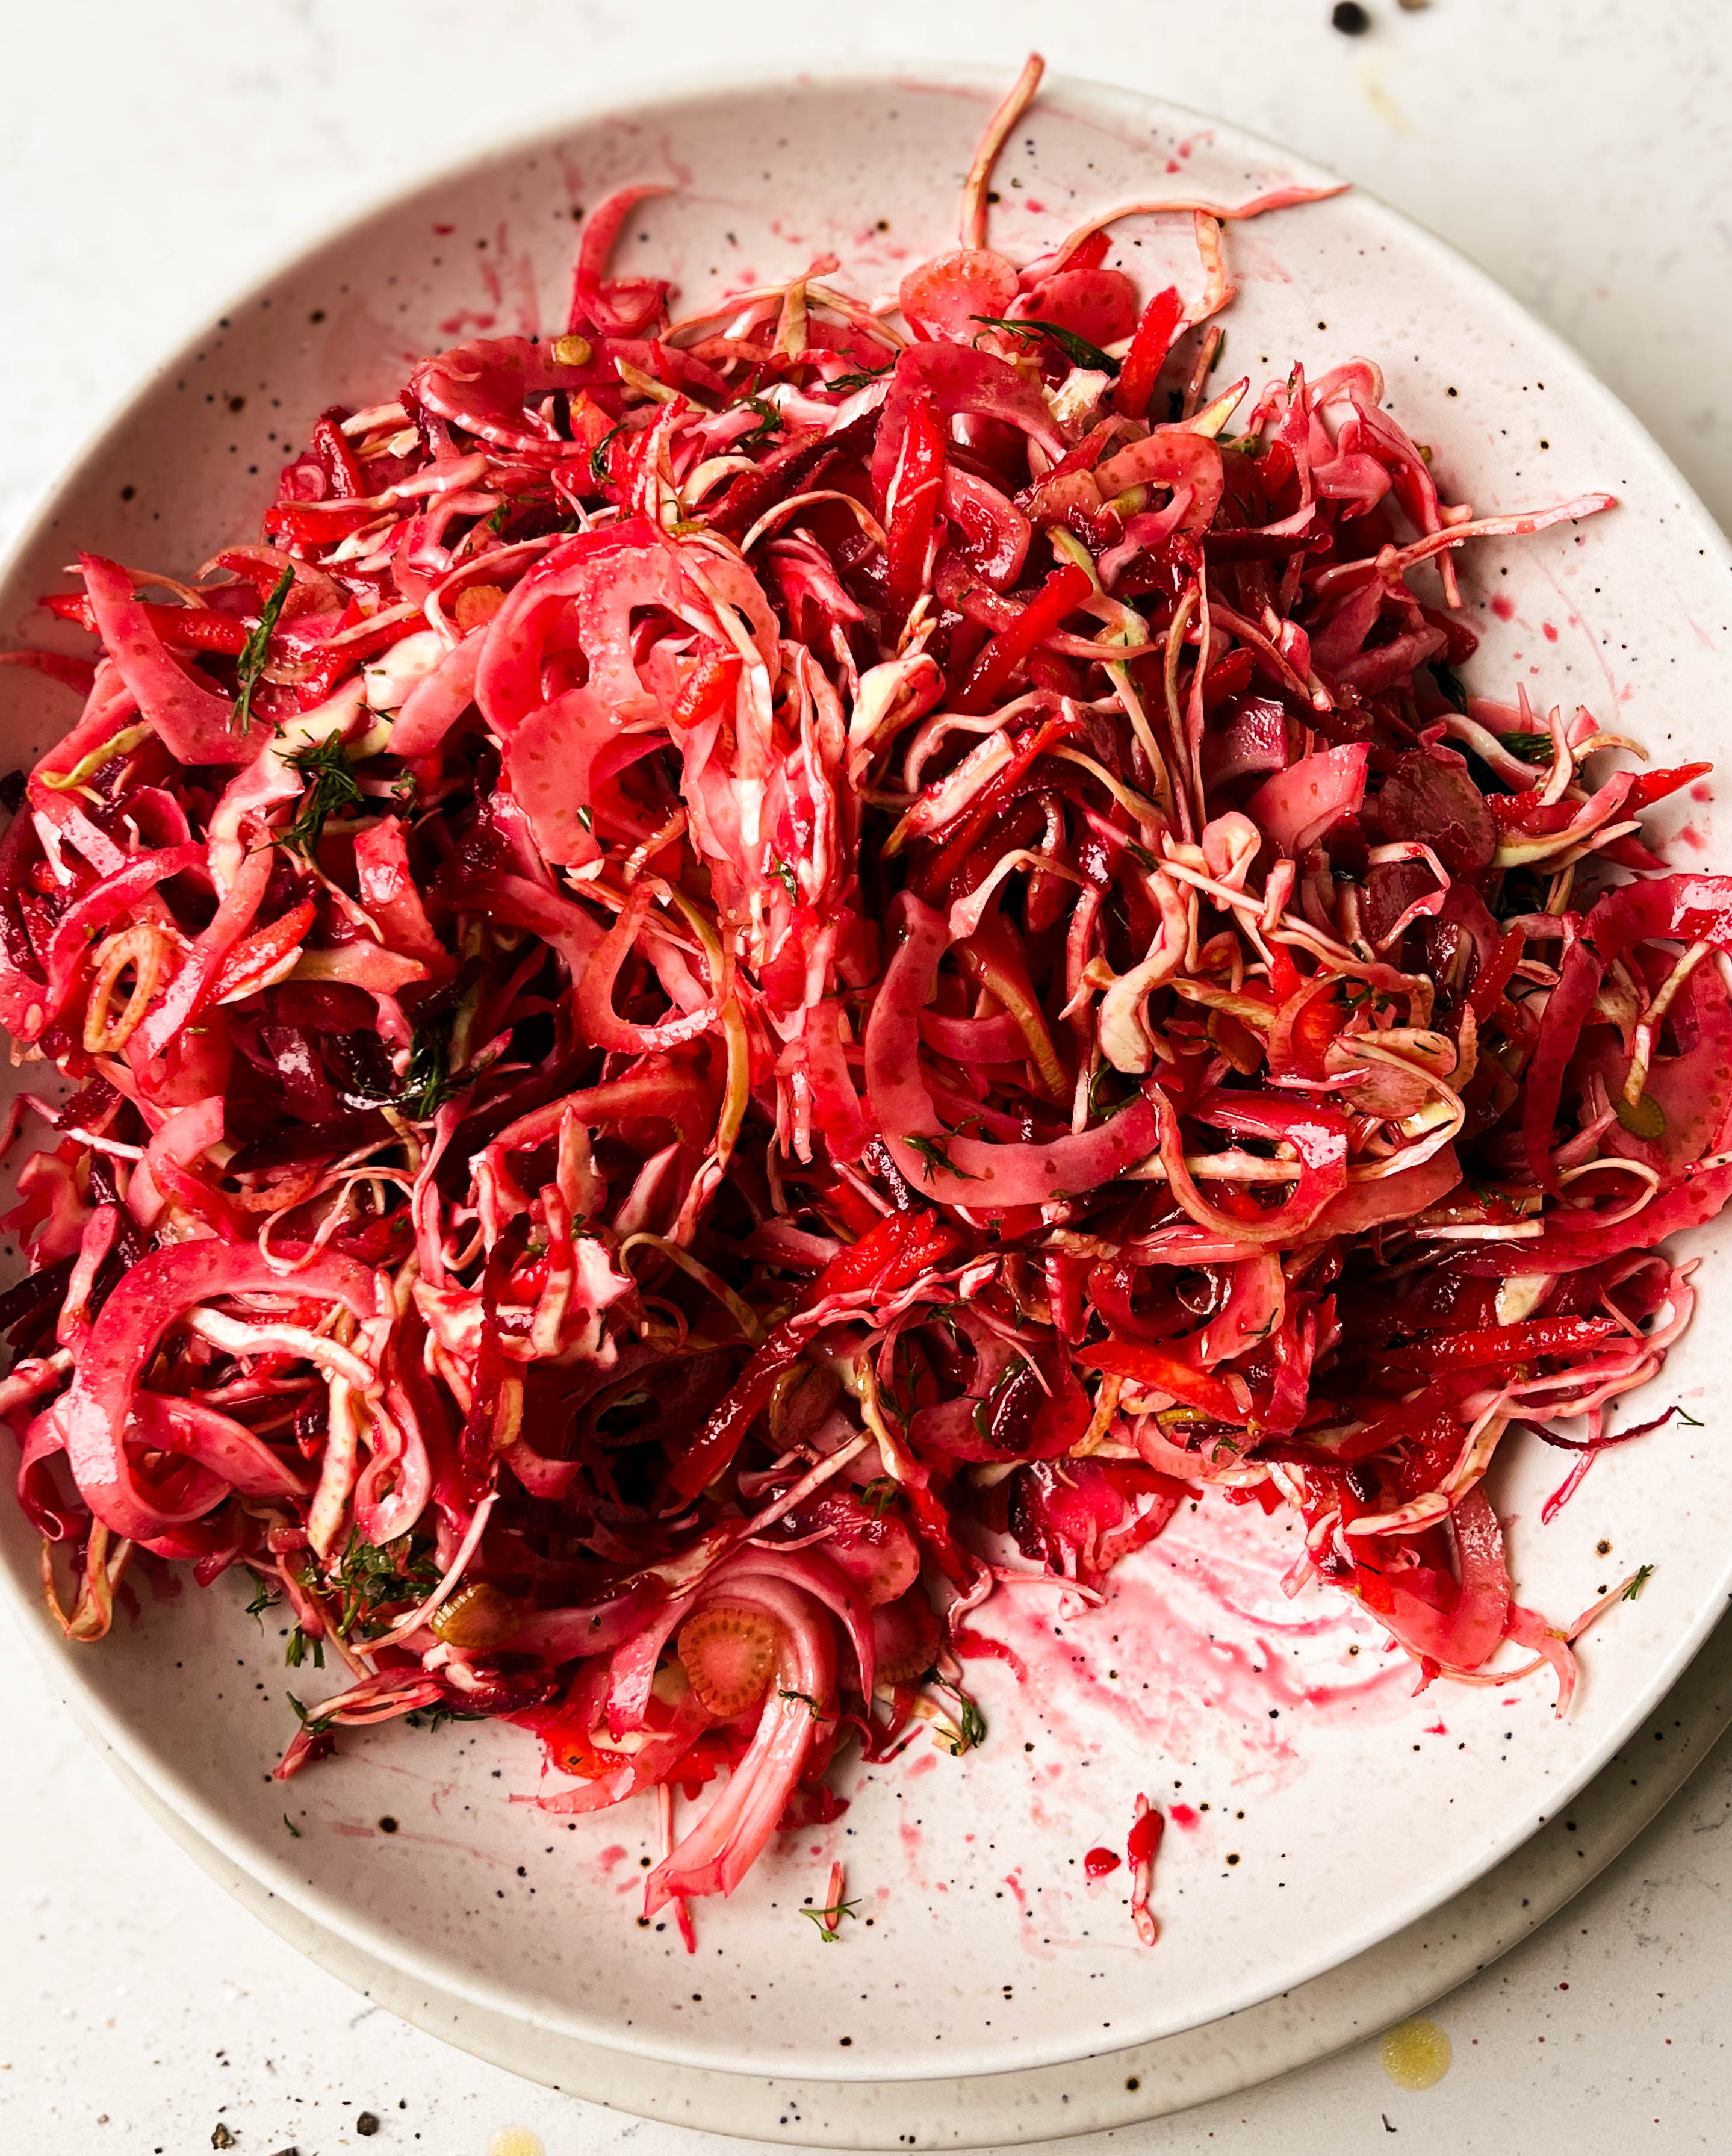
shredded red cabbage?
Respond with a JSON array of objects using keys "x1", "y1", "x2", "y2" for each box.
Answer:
[{"x1": 0, "y1": 56, "x2": 1696, "y2": 1945}]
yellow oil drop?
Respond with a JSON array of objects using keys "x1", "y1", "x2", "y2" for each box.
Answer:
[
  {"x1": 489, "y1": 2130, "x2": 545, "y2": 2156},
  {"x1": 1379, "y1": 2016, "x2": 1452, "y2": 2090}
]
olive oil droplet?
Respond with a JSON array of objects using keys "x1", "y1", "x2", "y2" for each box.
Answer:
[{"x1": 1379, "y1": 2016, "x2": 1452, "y2": 2090}]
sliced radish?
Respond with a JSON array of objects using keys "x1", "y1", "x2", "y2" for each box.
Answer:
[
  {"x1": 870, "y1": 1588, "x2": 941, "y2": 1685},
  {"x1": 802, "y1": 1491, "x2": 922, "y2": 1606},
  {"x1": 900, "y1": 249, "x2": 1019, "y2": 340},
  {"x1": 677, "y1": 1602, "x2": 779, "y2": 1718},
  {"x1": 1015, "y1": 265, "x2": 1140, "y2": 346},
  {"x1": 429, "y1": 1580, "x2": 525, "y2": 1649}
]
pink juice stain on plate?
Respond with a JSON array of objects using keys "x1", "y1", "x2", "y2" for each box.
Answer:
[
  {"x1": 999, "y1": 1866, "x2": 1062, "y2": 1959},
  {"x1": 964, "y1": 1494, "x2": 1411, "y2": 1795}
]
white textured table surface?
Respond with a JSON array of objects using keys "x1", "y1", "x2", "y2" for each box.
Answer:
[{"x1": 5, "y1": 3, "x2": 1732, "y2": 2151}]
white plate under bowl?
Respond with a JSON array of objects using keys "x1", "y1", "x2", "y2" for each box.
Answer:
[
  {"x1": 74, "y1": 1603, "x2": 1732, "y2": 2146},
  {"x1": 2, "y1": 61, "x2": 1729, "y2": 2092}
]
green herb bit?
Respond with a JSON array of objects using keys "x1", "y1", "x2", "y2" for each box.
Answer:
[
  {"x1": 971, "y1": 315, "x2": 1120, "y2": 376},
  {"x1": 902, "y1": 1133, "x2": 981, "y2": 1184},
  {"x1": 396, "y1": 1016, "x2": 465, "y2": 1121},
  {"x1": 341, "y1": 1001, "x2": 470, "y2": 1122},
  {"x1": 331, "y1": 1529, "x2": 438, "y2": 1638},
  {"x1": 1497, "y1": 729, "x2": 1553, "y2": 763},
  {"x1": 827, "y1": 362, "x2": 893, "y2": 392},
  {"x1": 287, "y1": 1691, "x2": 332, "y2": 1732},
  {"x1": 778, "y1": 1689, "x2": 832, "y2": 1721},
  {"x1": 589, "y1": 420, "x2": 629, "y2": 486},
  {"x1": 281, "y1": 732, "x2": 365, "y2": 859},
  {"x1": 739, "y1": 395, "x2": 783, "y2": 450},
  {"x1": 857, "y1": 1476, "x2": 901, "y2": 1518},
  {"x1": 930, "y1": 1673, "x2": 987, "y2": 1754},
  {"x1": 971, "y1": 1355, "x2": 1028, "y2": 1442},
  {"x1": 769, "y1": 855, "x2": 799, "y2": 899},
  {"x1": 283, "y1": 1813, "x2": 302, "y2": 1838},
  {"x1": 486, "y1": 502, "x2": 511, "y2": 536},
  {"x1": 1088, "y1": 1064, "x2": 1125, "y2": 1120},
  {"x1": 231, "y1": 565, "x2": 295, "y2": 736},
  {"x1": 1623, "y1": 1564, "x2": 1654, "y2": 1601},
  {"x1": 1676, "y1": 1406, "x2": 1705, "y2": 1428},
  {"x1": 404, "y1": 1703, "x2": 485, "y2": 1732},
  {"x1": 285, "y1": 1625, "x2": 324, "y2": 1671},
  {"x1": 801, "y1": 1897, "x2": 860, "y2": 1943},
  {"x1": 244, "y1": 1577, "x2": 281, "y2": 1622}
]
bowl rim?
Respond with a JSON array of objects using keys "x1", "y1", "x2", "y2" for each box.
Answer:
[{"x1": 3, "y1": 53, "x2": 1730, "y2": 2084}]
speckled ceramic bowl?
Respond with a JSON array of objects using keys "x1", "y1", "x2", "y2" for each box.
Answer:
[{"x1": 2, "y1": 62, "x2": 1729, "y2": 2091}]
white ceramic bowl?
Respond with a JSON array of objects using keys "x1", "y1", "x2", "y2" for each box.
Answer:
[{"x1": 2, "y1": 61, "x2": 1728, "y2": 2089}]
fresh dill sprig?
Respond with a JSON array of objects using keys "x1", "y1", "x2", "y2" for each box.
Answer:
[
  {"x1": 972, "y1": 1356, "x2": 1028, "y2": 1443},
  {"x1": 902, "y1": 1133, "x2": 980, "y2": 1184},
  {"x1": 285, "y1": 1624, "x2": 324, "y2": 1670},
  {"x1": 280, "y1": 732, "x2": 365, "y2": 859},
  {"x1": 928, "y1": 1674, "x2": 987, "y2": 1755},
  {"x1": 231, "y1": 565, "x2": 295, "y2": 735},
  {"x1": 286, "y1": 1690, "x2": 333, "y2": 1732},
  {"x1": 971, "y1": 316, "x2": 1119, "y2": 376},
  {"x1": 827, "y1": 362, "x2": 893, "y2": 392},
  {"x1": 404, "y1": 1702, "x2": 485, "y2": 1732},
  {"x1": 335, "y1": 999, "x2": 472, "y2": 1122},
  {"x1": 739, "y1": 395, "x2": 783, "y2": 450},
  {"x1": 1088, "y1": 1064, "x2": 1138, "y2": 1120},
  {"x1": 396, "y1": 1017, "x2": 463, "y2": 1120},
  {"x1": 589, "y1": 420, "x2": 629, "y2": 486},
  {"x1": 857, "y1": 1476, "x2": 901, "y2": 1518},
  {"x1": 329, "y1": 1529, "x2": 438, "y2": 1639}
]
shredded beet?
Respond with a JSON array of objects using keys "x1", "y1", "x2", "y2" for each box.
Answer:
[{"x1": 0, "y1": 55, "x2": 1693, "y2": 1936}]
